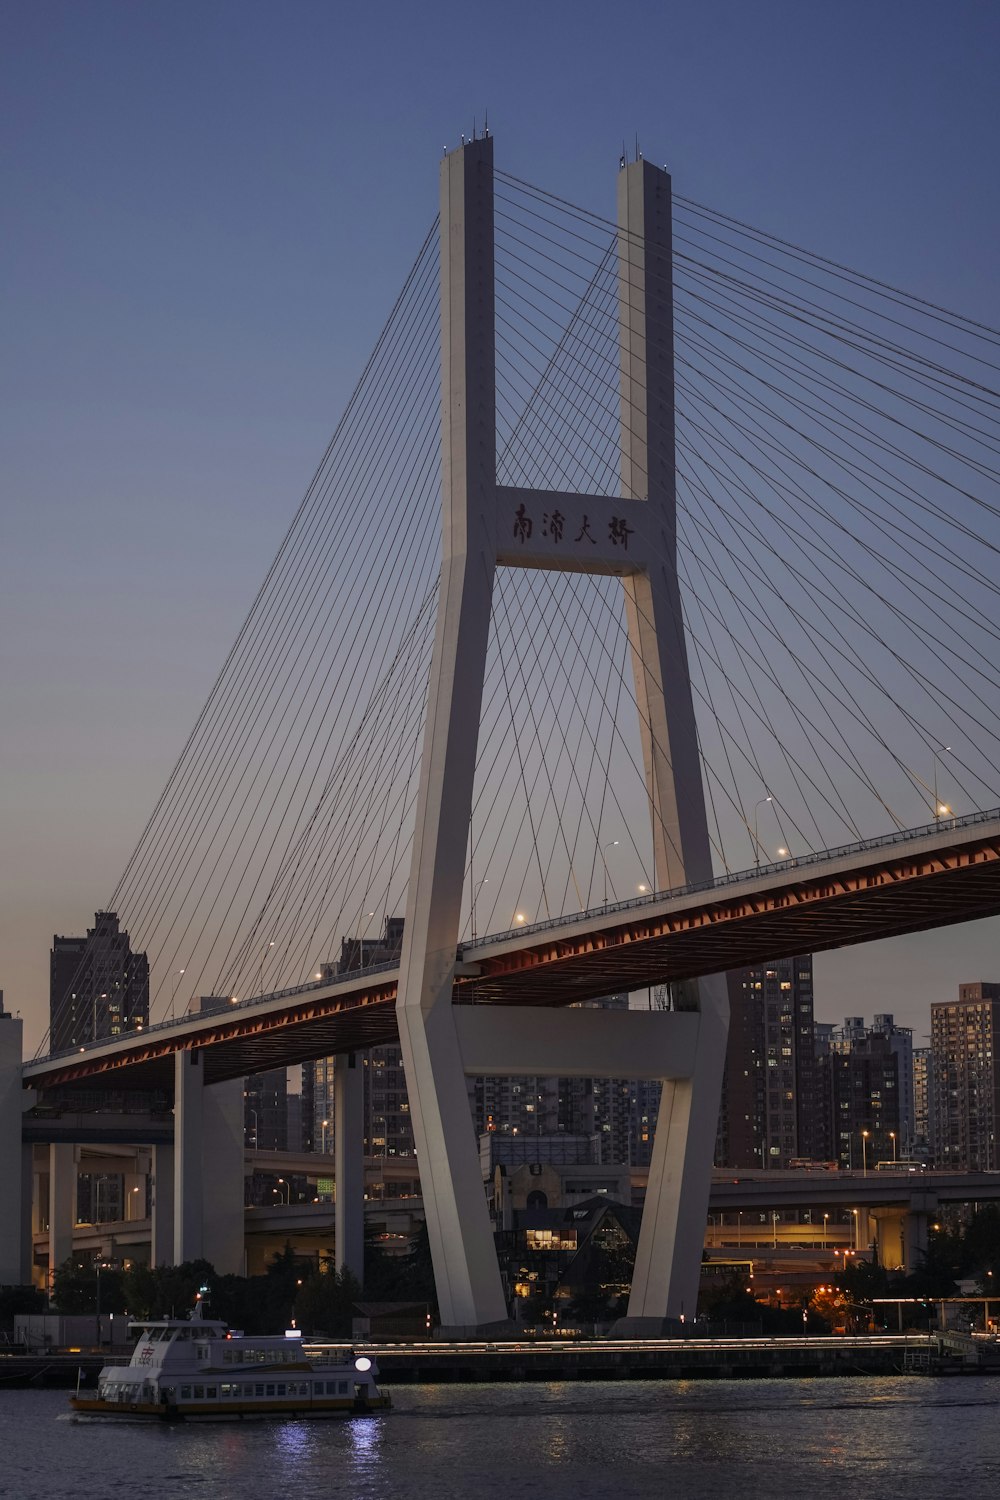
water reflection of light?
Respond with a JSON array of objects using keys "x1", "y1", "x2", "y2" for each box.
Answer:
[
  {"x1": 349, "y1": 1416, "x2": 384, "y2": 1468},
  {"x1": 276, "y1": 1421, "x2": 311, "y2": 1461}
]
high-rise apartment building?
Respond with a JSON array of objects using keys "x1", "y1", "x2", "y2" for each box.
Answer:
[
  {"x1": 931, "y1": 983, "x2": 1000, "y2": 1171},
  {"x1": 716, "y1": 955, "x2": 817, "y2": 1168},
  {"x1": 912, "y1": 1046, "x2": 934, "y2": 1160},
  {"x1": 49, "y1": 911, "x2": 149, "y2": 1052},
  {"x1": 871, "y1": 1013, "x2": 915, "y2": 1154},
  {"x1": 817, "y1": 1029, "x2": 901, "y2": 1169},
  {"x1": 821, "y1": 1014, "x2": 917, "y2": 1164}
]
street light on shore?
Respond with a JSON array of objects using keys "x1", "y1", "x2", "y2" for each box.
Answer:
[{"x1": 861, "y1": 1129, "x2": 870, "y2": 1178}]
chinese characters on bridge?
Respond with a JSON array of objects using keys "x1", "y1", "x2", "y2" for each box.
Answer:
[{"x1": 511, "y1": 503, "x2": 633, "y2": 550}]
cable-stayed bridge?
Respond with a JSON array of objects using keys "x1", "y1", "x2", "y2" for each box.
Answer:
[
  {"x1": 25, "y1": 806, "x2": 1000, "y2": 1091},
  {"x1": 8, "y1": 134, "x2": 1000, "y2": 1330}
]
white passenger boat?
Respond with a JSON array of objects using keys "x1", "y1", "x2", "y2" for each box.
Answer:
[{"x1": 70, "y1": 1304, "x2": 389, "y2": 1421}]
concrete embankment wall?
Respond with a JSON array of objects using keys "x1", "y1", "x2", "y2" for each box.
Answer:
[{"x1": 4, "y1": 1335, "x2": 988, "y2": 1389}]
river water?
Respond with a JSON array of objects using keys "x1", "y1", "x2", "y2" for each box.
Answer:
[{"x1": 2, "y1": 1377, "x2": 998, "y2": 1499}]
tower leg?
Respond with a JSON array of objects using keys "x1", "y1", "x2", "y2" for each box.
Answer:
[
  {"x1": 396, "y1": 137, "x2": 507, "y2": 1333},
  {"x1": 334, "y1": 1053, "x2": 364, "y2": 1282},
  {"x1": 625, "y1": 974, "x2": 728, "y2": 1322},
  {"x1": 397, "y1": 999, "x2": 507, "y2": 1329},
  {"x1": 616, "y1": 159, "x2": 730, "y2": 1325}
]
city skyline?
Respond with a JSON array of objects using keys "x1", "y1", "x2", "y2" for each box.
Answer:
[{"x1": 4, "y1": 2, "x2": 1000, "y2": 1050}]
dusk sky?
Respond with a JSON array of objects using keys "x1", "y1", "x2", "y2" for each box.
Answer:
[{"x1": 3, "y1": 0, "x2": 1000, "y2": 1052}]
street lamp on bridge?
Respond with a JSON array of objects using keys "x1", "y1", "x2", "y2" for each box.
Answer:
[
  {"x1": 170, "y1": 968, "x2": 185, "y2": 1021},
  {"x1": 259, "y1": 940, "x2": 275, "y2": 996},
  {"x1": 471, "y1": 877, "x2": 489, "y2": 943},
  {"x1": 602, "y1": 840, "x2": 619, "y2": 905},
  {"x1": 861, "y1": 1129, "x2": 870, "y2": 1178},
  {"x1": 752, "y1": 796, "x2": 773, "y2": 868},
  {"x1": 933, "y1": 745, "x2": 953, "y2": 821}
]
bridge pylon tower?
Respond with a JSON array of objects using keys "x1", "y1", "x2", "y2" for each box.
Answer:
[{"x1": 395, "y1": 136, "x2": 729, "y2": 1331}]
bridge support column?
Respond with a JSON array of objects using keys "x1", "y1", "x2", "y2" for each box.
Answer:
[
  {"x1": 0, "y1": 1008, "x2": 28, "y2": 1285},
  {"x1": 870, "y1": 1207, "x2": 907, "y2": 1272},
  {"x1": 174, "y1": 1052, "x2": 205, "y2": 1264},
  {"x1": 48, "y1": 1143, "x2": 76, "y2": 1291},
  {"x1": 173, "y1": 1053, "x2": 244, "y2": 1273},
  {"x1": 202, "y1": 1078, "x2": 244, "y2": 1274},
  {"x1": 904, "y1": 1202, "x2": 934, "y2": 1274},
  {"x1": 151, "y1": 1143, "x2": 174, "y2": 1267},
  {"x1": 20, "y1": 1143, "x2": 34, "y2": 1286},
  {"x1": 334, "y1": 1053, "x2": 364, "y2": 1282}
]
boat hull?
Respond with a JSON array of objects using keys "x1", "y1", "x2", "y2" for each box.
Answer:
[{"x1": 70, "y1": 1394, "x2": 390, "y2": 1422}]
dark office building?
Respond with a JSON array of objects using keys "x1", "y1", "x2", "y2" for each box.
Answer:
[
  {"x1": 49, "y1": 911, "x2": 149, "y2": 1052},
  {"x1": 716, "y1": 956, "x2": 817, "y2": 1168},
  {"x1": 244, "y1": 1069, "x2": 289, "y2": 1151}
]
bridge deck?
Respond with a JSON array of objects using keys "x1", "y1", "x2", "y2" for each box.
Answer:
[{"x1": 23, "y1": 810, "x2": 1000, "y2": 1092}]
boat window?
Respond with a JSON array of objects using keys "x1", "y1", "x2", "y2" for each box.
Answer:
[
  {"x1": 180, "y1": 1386, "x2": 192, "y2": 1399},
  {"x1": 205, "y1": 1387, "x2": 217, "y2": 1398},
  {"x1": 265, "y1": 1384, "x2": 275, "y2": 1397},
  {"x1": 339, "y1": 1381, "x2": 349, "y2": 1394},
  {"x1": 276, "y1": 1384, "x2": 286, "y2": 1396},
  {"x1": 193, "y1": 1385, "x2": 204, "y2": 1399}
]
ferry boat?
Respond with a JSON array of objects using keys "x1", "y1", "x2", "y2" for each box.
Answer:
[{"x1": 70, "y1": 1304, "x2": 389, "y2": 1422}]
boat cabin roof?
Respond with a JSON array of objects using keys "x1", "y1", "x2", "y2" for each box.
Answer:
[{"x1": 128, "y1": 1318, "x2": 228, "y2": 1339}]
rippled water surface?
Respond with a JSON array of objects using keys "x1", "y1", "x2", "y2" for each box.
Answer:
[{"x1": 2, "y1": 1378, "x2": 999, "y2": 1499}]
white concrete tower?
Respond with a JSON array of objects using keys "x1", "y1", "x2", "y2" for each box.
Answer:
[{"x1": 395, "y1": 140, "x2": 728, "y2": 1331}]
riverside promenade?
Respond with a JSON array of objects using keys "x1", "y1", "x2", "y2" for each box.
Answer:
[{"x1": 7, "y1": 1333, "x2": 997, "y2": 1388}]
